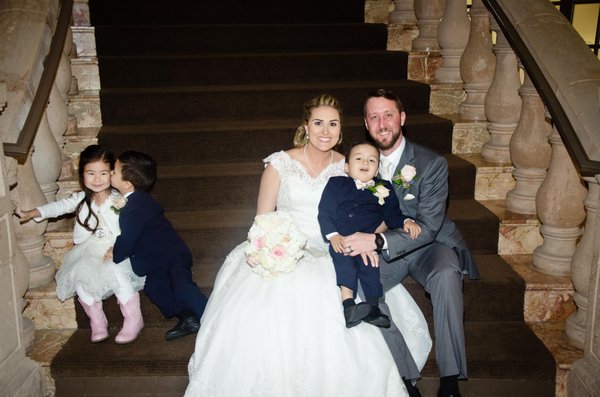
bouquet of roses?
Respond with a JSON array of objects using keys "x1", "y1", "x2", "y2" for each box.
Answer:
[{"x1": 245, "y1": 211, "x2": 307, "y2": 279}]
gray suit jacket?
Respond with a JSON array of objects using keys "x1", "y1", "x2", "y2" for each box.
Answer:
[{"x1": 382, "y1": 139, "x2": 480, "y2": 279}]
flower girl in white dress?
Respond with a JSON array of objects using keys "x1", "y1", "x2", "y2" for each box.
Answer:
[
  {"x1": 15, "y1": 145, "x2": 145, "y2": 344},
  {"x1": 185, "y1": 94, "x2": 431, "y2": 396}
]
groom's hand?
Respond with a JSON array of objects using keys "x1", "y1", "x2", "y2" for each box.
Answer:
[{"x1": 342, "y1": 232, "x2": 379, "y2": 266}]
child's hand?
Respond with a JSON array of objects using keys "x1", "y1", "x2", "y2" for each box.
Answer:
[
  {"x1": 104, "y1": 247, "x2": 113, "y2": 262},
  {"x1": 329, "y1": 235, "x2": 344, "y2": 254},
  {"x1": 404, "y1": 220, "x2": 421, "y2": 240},
  {"x1": 12, "y1": 201, "x2": 37, "y2": 223}
]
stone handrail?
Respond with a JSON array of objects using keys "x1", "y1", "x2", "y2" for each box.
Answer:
[
  {"x1": 483, "y1": 0, "x2": 600, "y2": 177},
  {"x1": 2, "y1": 0, "x2": 73, "y2": 164}
]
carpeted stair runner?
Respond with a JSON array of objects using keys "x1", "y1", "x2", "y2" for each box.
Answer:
[{"x1": 51, "y1": 0, "x2": 556, "y2": 395}]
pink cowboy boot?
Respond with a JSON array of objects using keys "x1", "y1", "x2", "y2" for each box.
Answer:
[
  {"x1": 78, "y1": 298, "x2": 109, "y2": 343},
  {"x1": 115, "y1": 292, "x2": 144, "y2": 344}
]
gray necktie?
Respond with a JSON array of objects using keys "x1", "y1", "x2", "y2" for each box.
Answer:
[{"x1": 379, "y1": 157, "x2": 394, "y2": 181}]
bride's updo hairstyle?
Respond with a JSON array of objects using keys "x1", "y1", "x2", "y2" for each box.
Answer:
[{"x1": 293, "y1": 93, "x2": 343, "y2": 148}]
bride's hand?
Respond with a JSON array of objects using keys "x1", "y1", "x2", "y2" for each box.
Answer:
[{"x1": 246, "y1": 255, "x2": 258, "y2": 268}]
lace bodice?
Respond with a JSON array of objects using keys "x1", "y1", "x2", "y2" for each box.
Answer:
[{"x1": 264, "y1": 151, "x2": 345, "y2": 250}]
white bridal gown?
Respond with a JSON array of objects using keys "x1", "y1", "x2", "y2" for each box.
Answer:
[{"x1": 185, "y1": 151, "x2": 431, "y2": 397}]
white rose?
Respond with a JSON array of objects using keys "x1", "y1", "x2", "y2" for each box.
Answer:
[
  {"x1": 373, "y1": 185, "x2": 390, "y2": 205},
  {"x1": 400, "y1": 165, "x2": 417, "y2": 182}
]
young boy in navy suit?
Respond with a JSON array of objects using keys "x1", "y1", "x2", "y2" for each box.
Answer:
[
  {"x1": 318, "y1": 142, "x2": 420, "y2": 328},
  {"x1": 106, "y1": 150, "x2": 208, "y2": 341}
]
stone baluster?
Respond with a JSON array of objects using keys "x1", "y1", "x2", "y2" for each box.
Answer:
[
  {"x1": 568, "y1": 174, "x2": 600, "y2": 396},
  {"x1": 48, "y1": 27, "x2": 72, "y2": 145},
  {"x1": 12, "y1": 152, "x2": 55, "y2": 288},
  {"x1": 47, "y1": 26, "x2": 72, "y2": 179},
  {"x1": 458, "y1": 0, "x2": 495, "y2": 120},
  {"x1": 435, "y1": 0, "x2": 470, "y2": 83},
  {"x1": 2, "y1": 82, "x2": 36, "y2": 350},
  {"x1": 505, "y1": 69, "x2": 552, "y2": 214},
  {"x1": 566, "y1": 177, "x2": 598, "y2": 348},
  {"x1": 533, "y1": 126, "x2": 587, "y2": 276},
  {"x1": 389, "y1": 0, "x2": 417, "y2": 24},
  {"x1": 481, "y1": 20, "x2": 522, "y2": 164},
  {"x1": 32, "y1": 112, "x2": 62, "y2": 205},
  {"x1": 387, "y1": 0, "x2": 419, "y2": 52},
  {"x1": 56, "y1": 26, "x2": 73, "y2": 97},
  {"x1": 47, "y1": 84, "x2": 68, "y2": 146},
  {"x1": 413, "y1": 0, "x2": 446, "y2": 52}
]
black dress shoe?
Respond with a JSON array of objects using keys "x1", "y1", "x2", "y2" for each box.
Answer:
[
  {"x1": 344, "y1": 302, "x2": 371, "y2": 328},
  {"x1": 438, "y1": 375, "x2": 461, "y2": 397},
  {"x1": 437, "y1": 391, "x2": 461, "y2": 397},
  {"x1": 363, "y1": 306, "x2": 391, "y2": 328},
  {"x1": 165, "y1": 316, "x2": 200, "y2": 341}
]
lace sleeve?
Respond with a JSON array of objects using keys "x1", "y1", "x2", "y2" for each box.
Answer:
[{"x1": 262, "y1": 151, "x2": 286, "y2": 171}]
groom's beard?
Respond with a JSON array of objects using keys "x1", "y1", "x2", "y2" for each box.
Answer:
[{"x1": 372, "y1": 128, "x2": 401, "y2": 151}]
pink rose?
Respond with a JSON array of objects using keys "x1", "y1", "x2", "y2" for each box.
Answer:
[
  {"x1": 270, "y1": 246, "x2": 286, "y2": 259},
  {"x1": 254, "y1": 237, "x2": 266, "y2": 249}
]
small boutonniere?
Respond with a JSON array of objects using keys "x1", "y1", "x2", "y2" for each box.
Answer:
[
  {"x1": 392, "y1": 164, "x2": 418, "y2": 188},
  {"x1": 367, "y1": 182, "x2": 390, "y2": 205},
  {"x1": 110, "y1": 194, "x2": 127, "y2": 214}
]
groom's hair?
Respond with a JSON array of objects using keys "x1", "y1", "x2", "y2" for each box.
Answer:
[
  {"x1": 118, "y1": 151, "x2": 157, "y2": 192},
  {"x1": 363, "y1": 88, "x2": 405, "y2": 115},
  {"x1": 345, "y1": 141, "x2": 380, "y2": 164}
]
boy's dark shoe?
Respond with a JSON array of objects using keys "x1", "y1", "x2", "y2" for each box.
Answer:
[
  {"x1": 344, "y1": 302, "x2": 371, "y2": 328},
  {"x1": 165, "y1": 315, "x2": 200, "y2": 341},
  {"x1": 363, "y1": 306, "x2": 391, "y2": 328}
]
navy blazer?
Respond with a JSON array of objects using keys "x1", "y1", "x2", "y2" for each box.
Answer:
[
  {"x1": 113, "y1": 191, "x2": 191, "y2": 276},
  {"x1": 318, "y1": 176, "x2": 407, "y2": 239}
]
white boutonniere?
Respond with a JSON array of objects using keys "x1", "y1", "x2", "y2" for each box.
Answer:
[
  {"x1": 110, "y1": 193, "x2": 127, "y2": 214},
  {"x1": 367, "y1": 182, "x2": 390, "y2": 205},
  {"x1": 392, "y1": 165, "x2": 417, "y2": 188}
]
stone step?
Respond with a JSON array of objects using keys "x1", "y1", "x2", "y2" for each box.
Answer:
[
  {"x1": 95, "y1": 23, "x2": 389, "y2": 56},
  {"x1": 98, "y1": 114, "x2": 454, "y2": 164},
  {"x1": 48, "y1": 320, "x2": 555, "y2": 397},
  {"x1": 98, "y1": 80, "x2": 432, "y2": 126},
  {"x1": 98, "y1": 51, "x2": 409, "y2": 88},
  {"x1": 89, "y1": 0, "x2": 365, "y2": 25}
]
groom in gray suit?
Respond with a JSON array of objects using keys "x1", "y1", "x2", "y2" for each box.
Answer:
[{"x1": 343, "y1": 89, "x2": 480, "y2": 397}]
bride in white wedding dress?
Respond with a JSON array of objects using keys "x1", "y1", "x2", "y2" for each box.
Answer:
[{"x1": 185, "y1": 94, "x2": 431, "y2": 397}]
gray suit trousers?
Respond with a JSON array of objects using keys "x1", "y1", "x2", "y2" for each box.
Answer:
[{"x1": 378, "y1": 241, "x2": 467, "y2": 380}]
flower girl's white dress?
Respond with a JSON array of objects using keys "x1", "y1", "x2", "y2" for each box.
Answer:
[
  {"x1": 185, "y1": 151, "x2": 431, "y2": 397},
  {"x1": 37, "y1": 190, "x2": 145, "y2": 302}
]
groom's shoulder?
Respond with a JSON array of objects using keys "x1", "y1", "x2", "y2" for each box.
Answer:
[{"x1": 408, "y1": 139, "x2": 441, "y2": 161}]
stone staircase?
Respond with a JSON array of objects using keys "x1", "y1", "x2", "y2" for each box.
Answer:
[{"x1": 23, "y1": 0, "x2": 569, "y2": 396}]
